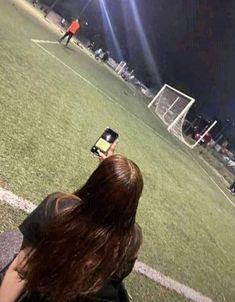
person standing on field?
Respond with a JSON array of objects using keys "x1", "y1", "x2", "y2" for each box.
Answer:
[
  {"x1": 59, "y1": 18, "x2": 80, "y2": 46},
  {"x1": 228, "y1": 180, "x2": 235, "y2": 195}
]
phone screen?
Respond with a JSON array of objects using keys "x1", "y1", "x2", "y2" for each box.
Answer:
[
  {"x1": 91, "y1": 128, "x2": 119, "y2": 155},
  {"x1": 95, "y1": 137, "x2": 112, "y2": 152}
]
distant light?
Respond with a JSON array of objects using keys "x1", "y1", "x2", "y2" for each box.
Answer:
[
  {"x1": 99, "y1": 0, "x2": 123, "y2": 60},
  {"x1": 123, "y1": 0, "x2": 162, "y2": 85}
]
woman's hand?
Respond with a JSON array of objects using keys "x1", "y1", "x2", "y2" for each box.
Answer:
[
  {"x1": 0, "y1": 239, "x2": 32, "y2": 302},
  {"x1": 98, "y1": 139, "x2": 119, "y2": 161}
]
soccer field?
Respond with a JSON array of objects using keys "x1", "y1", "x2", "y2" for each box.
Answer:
[{"x1": 0, "y1": 0, "x2": 235, "y2": 301}]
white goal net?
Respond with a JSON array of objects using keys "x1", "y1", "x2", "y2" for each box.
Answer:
[{"x1": 148, "y1": 84, "x2": 216, "y2": 148}]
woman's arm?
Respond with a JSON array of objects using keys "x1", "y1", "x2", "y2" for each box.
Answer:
[{"x1": 0, "y1": 239, "x2": 33, "y2": 302}]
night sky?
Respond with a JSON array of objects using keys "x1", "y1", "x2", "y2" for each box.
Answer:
[{"x1": 47, "y1": 0, "x2": 235, "y2": 141}]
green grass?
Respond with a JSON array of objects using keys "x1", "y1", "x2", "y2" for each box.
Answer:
[
  {"x1": 0, "y1": 200, "x2": 26, "y2": 232},
  {"x1": 0, "y1": 0, "x2": 235, "y2": 301},
  {"x1": 192, "y1": 144, "x2": 235, "y2": 183},
  {"x1": 126, "y1": 272, "x2": 190, "y2": 302}
]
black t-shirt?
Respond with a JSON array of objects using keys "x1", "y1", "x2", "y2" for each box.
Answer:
[
  {"x1": 19, "y1": 192, "x2": 79, "y2": 245},
  {"x1": 19, "y1": 192, "x2": 142, "y2": 301}
]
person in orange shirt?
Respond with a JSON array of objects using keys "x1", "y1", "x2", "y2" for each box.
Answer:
[{"x1": 59, "y1": 18, "x2": 80, "y2": 46}]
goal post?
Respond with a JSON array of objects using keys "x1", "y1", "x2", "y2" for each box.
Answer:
[
  {"x1": 147, "y1": 85, "x2": 165, "y2": 108},
  {"x1": 190, "y1": 120, "x2": 217, "y2": 148},
  {"x1": 148, "y1": 84, "x2": 217, "y2": 148},
  {"x1": 115, "y1": 61, "x2": 126, "y2": 75},
  {"x1": 167, "y1": 98, "x2": 195, "y2": 132}
]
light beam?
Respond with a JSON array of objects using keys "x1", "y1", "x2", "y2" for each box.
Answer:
[
  {"x1": 122, "y1": 0, "x2": 162, "y2": 86},
  {"x1": 99, "y1": 0, "x2": 123, "y2": 61}
]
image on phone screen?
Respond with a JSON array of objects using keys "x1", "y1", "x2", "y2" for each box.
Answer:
[{"x1": 91, "y1": 128, "x2": 119, "y2": 155}]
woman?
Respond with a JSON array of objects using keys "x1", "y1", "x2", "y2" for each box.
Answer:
[{"x1": 0, "y1": 144, "x2": 143, "y2": 302}]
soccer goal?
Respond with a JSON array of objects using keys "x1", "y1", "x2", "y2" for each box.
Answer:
[{"x1": 148, "y1": 84, "x2": 217, "y2": 148}]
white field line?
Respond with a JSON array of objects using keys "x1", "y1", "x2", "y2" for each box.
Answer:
[
  {"x1": 135, "y1": 261, "x2": 213, "y2": 302},
  {"x1": 31, "y1": 39, "x2": 60, "y2": 44},
  {"x1": 0, "y1": 188, "x2": 36, "y2": 214},
  {"x1": 0, "y1": 186, "x2": 214, "y2": 302},
  {"x1": 31, "y1": 39, "x2": 172, "y2": 148},
  {"x1": 31, "y1": 39, "x2": 122, "y2": 102},
  {"x1": 187, "y1": 151, "x2": 235, "y2": 208},
  {"x1": 30, "y1": 39, "x2": 235, "y2": 210}
]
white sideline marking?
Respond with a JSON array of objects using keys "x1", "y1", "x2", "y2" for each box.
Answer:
[
  {"x1": 0, "y1": 188, "x2": 36, "y2": 214},
  {"x1": 31, "y1": 39, "x2": 121, "y2": 100},
  {"x1": 135, "y1": 261, "x2": 213, "y2": 302},
  {"x1": 31, "y1": 39, "x2": 201, "y2": 165},
  {"x1": 30, "y1": 39, "x2": 235, "y2": 210},
  {"x1": 187, "y1": 152, "x2": 235, "y2": 208},
  {"x1": 31, "y1": 39, "x2": 59, "y2": 44},
  {"x1": 30, "y1": 39, "x2": 173, "y2": 148},
  {"x1": 0, "y1": 186, "x2": 214, "y2": 302}
]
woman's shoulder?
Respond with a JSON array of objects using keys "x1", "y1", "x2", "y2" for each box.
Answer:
[
  {"x1": 18, "y1": 192, "x2": 81, "y2": 245},
  {"x1": 44, "y1": 192, "x2": 81, "y2": 215}
]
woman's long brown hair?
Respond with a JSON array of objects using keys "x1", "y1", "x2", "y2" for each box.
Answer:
[{"x1": 23, "y1": 155, "x2": 143, "y2": 301}]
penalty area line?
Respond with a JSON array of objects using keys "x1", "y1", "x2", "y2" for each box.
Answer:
[
  {"x1": 31, "y1": 39, "x2": 59, "y2": 44},
  {"x1": 0, "y1": 186, "x2": 214, "y2": 302},
  {"x1": 31, "y1": 39, "x2": 115, "y2": 98},
  {"x1": 30, "y1": 38, "x2": 175, "y2": 150}
]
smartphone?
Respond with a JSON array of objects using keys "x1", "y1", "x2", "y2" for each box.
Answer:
[{"x1": 91, "y1": 127, "x2": 119, "y2": 156}]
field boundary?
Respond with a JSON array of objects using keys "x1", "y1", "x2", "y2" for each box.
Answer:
[
  {"x1": 0, "y1": 186, "x2": 213, "y2": 302},
  {"x1": 32, "y1": 39, "x2": 60, "y2": 44}
]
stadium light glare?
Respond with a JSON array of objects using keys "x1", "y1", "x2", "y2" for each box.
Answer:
[
  {"x1": 123, "y1": 0, "x2": 162, "y2": 85},
  {"x1": 80, "y1": 0, "x2": 112, "y2": 17},
  {"x1": 80, "y1": 0, "x2": 94, "y2": 17},
  {"x1": 99, "y1": 0, "x2": 123, "y2": 60},
  {"x1": 45, "y1": 0, "x2": 60, "y2": 16}
]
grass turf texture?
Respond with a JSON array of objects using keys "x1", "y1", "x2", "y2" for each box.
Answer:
[
  {"x1": 0, "y1": 0, "x2": 235, "y2": 301},
  {"x1": 0, "y1": 200, "x2": 26, "y2": 232},
  {"x1": 126, "y1": 272, "x2": 190, "y2": 302}
]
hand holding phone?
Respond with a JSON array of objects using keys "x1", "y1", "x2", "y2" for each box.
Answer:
[
  {"x1": 91, "y1": 127, "x2": 119, "y2": 158},
  {"x1": 98, "y1": 139, "x2": 119, "y2": 161}
]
